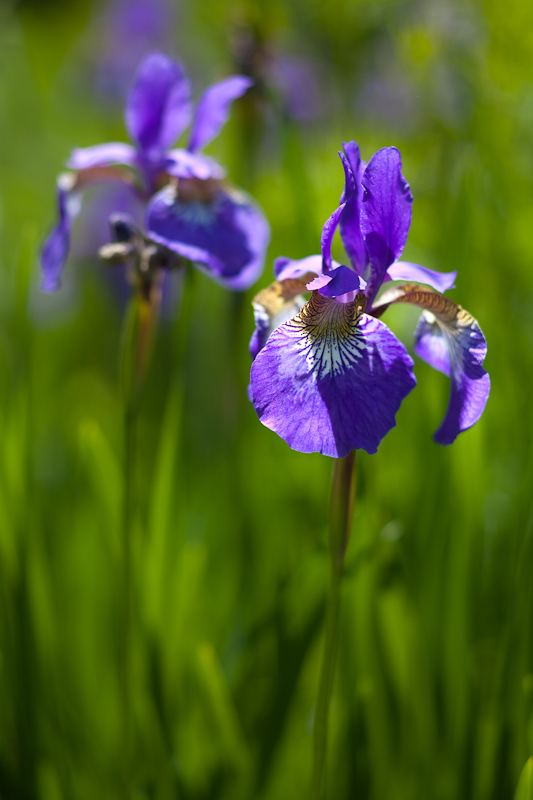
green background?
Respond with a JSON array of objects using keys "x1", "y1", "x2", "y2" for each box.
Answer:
[{"x1": 0, "y1": 0, "x2": 532, "y2": 797}]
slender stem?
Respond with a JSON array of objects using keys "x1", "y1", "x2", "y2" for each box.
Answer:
[
  {"x1": 329, "y1": 450, "x2": 357, "y2": 569},
  {"x1": 312, "y1": 450, "x2": 357, "y2": 800},
  {"x1": 312, "y1": 561, "x2": 342, "y2": 800},
  {"x1": 119, "y1": 280, "x2": 162, "y2": 795},
  {"x1": 119, "y1": 315, "x2": 138, "y2": 797},
  {"x1": 120, "y1": 401, "x2": 135, "y2": 795}
]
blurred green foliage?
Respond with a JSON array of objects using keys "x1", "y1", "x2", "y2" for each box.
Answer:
[{"x1": 0, "y1": 0, "x2": 533, "y2": 798}]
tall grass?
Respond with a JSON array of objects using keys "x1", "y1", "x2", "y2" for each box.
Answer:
[{"x1": 0, "y1": 0, "x2": 532, "y2": 797}]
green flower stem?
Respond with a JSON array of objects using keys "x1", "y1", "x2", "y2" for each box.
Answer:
[
  {"x1": 312, "y1": 449, "x2": 357, "y2": 800},
  {"x1": 119, "y1": 281, "x2": 162, "y2": 795},
  {"x1": 120, "y1": 399, "x2": 135, "y2": 796}
]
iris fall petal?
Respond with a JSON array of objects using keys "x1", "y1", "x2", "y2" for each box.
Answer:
[
  {"x1": 68, "y1": 143, "x2": 138, "y2": 170},
  {"x1": 375, "y1": 283, "x2": 490, "y2": 445},
  {"x1": 414, "y1": 306, "x2": 490, "y2": 445},
  {"x1": 146, "y1": 182, "x2": 269, "y2": 290},
  {"x1": 249, "y1": 276, "x2": 311, "y2": 360},
  {"x1": 250, "y1": 291, "x2": 416, "y2": 457},
  {"x1": 274, "y1": 254, "x2": 324, "y2": 281},
  {"x1": 40, "y1": 177, "x2": 82, "y2": 292}
]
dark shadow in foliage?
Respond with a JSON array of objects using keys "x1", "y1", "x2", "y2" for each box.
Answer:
[
  {"x1": 234, "y1": 577, "x2": 324, "y2": 795},
  {"x1": 3, "y1": 566, "x2": 39, "y2": 800}
]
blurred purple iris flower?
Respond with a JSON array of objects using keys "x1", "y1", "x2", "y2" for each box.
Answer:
[
  {"x1": 41, "y1": 52, "x2": 269, "y2": 293},
  {"x1": 249, "y1": 142, "x2": 489, "y2": 457},
  {"x1": 96, "y1": 0, "x2": 175, "y2": 100}
]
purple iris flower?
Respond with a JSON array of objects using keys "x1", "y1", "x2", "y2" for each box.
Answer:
[
  {"x1": 40, "y1": 52, "x2": 269, "y2": 293},
  {"x1": 249, "y1": 142, "x2": 490, "y2": 457},
  {"x1": 96, "y1": 0, "x2": 175, "y2": 100}
]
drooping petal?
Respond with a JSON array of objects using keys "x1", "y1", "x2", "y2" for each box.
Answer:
[
  {"x1": 148, "y1": 233, "x2": 225, "y2": 275},
  {"x1": 146, "y1": 182, "x2": 269, "y2": 290},
  {"x1": 125, "y1": 53, "x2": 192, "y2": 159},
  {"x1": 67, "y1": 142, "x2": 138, "y2": 170},
  {"x1": 70, "y1": 164, "x2": 139, "y2": 192},
  {"x1": 274, "y1": 254, "x2": 323, "y2": 282},
  {"x1": 306, "y1": 265, "x2": 366, "y2": 297},
  {"x1": 188, "y1": 75, "x2": 253, "y2": 153},
  {"x1": 321, "y1": 204, "x2": 345, "y2": 271},
  {"x1": 164, "y1": 148, "x2": 225, "y2": 180},
  {"x1": 374, "y1": 284, "x2": 489, "y2": 445},
  {"x1": 413, "y1": 312, "x2": 451, "y2": 376},
  {"x1": 40, "y1": 163, "x2": 145, "y2": 292},
  {"x1": 360, "y1": 147, "x2": 413, "y2": 304},
  {"x1": 415, "y1": 312, "x2": 489, "y2": 446},
  {"x1": 40, "y1": 175, "x2": 82, "y2": 292},
  {"x1": 339, "y1": 142, "x2": 368, "y2": 276},
  {"x1": 250, "y1": 292, "x2": 416, "y2": 457},
  {"x1": 249, "y1": 276, "x2": 312, "y2": 360},
  {"x1": 386, "y1": 261, "x2": 456, "y2": 292},
  {"x1": 250, "y1": 301, "x2": 271, "y2": 362}
]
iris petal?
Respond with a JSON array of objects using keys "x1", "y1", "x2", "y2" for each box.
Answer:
[
  {"x1": 320, "y1": 204, "x2": 345, "y2": 271},
  {"x1": 250, "y1": 291, "x2": 416, "y2": 457},
  {"x1": 415, "y1": 307, "x2": 489, "y2": 445},
  {"x1": 164, "y1": 149, "x2": 225, "y2": 180},
  {"x1": 274, "y1": 254, "x2": 324, "y2": 281},
  {"x1": 40, "y1": 176, "x2": 82, "y2": 292},
  {"x1": 414, "y1": 313, "x2": 451, "y2": 376},
  {"x1": 125, "y1": 53, "x2": 192, "y2": 159},
  {"x1": 339, "y1": 142, "x2": 368, "y2": 276},
  {"x1": 146, "y1": 182, "x2": 269, "y2": 290},
  {"x1": 67, "y1": 143, "x2": 138, "y2": 170},
  {"x1": 249, "y1": 276, "x2": 311, "y2": 360},
  {"x1": 307, "y1": 265, "x2": 366, "y2": 297},
  {"x1": 360, "y1": 147, "x2": 413, "y2": 304},
  {"x1": 386, "y1": 261, "x2": 456, "y2": 292},
  {"x1": 374, "y1": 284, "x2": 489, "y2": 445},
  {"x1": 342, "y1": 140, "x2": 367, "y2": 186},
  {"x1": 188, "y1": 76, "x2": 253, "y2": 153}
]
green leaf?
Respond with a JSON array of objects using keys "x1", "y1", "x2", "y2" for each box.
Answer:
[{"x1": 515, "y1": 757, "x2": 533, "y2": 800}]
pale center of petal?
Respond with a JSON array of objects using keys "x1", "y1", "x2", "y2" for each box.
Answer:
[
  {"x1": 287, "y1": 292, "x2": 366, "y2": 381},
  {"x1": 157, "y1": 177, "x2": 225, "y2": 229},
  {"x1": 172, "y1": 201, "x2": 216, "y2": 228}
]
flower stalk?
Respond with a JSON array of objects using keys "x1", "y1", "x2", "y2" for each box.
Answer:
[
  {"x1": 312, "y1": 449, "x2": 357, "y2": 800},
  {"x1": 119, "y1": 275, "x2": 163, "y2": 793}
]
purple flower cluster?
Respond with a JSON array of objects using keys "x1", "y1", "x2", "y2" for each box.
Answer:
[
  {"x1": 249, "y1": 142, "x2": 489, "y2": 457},
  {"x1": 40, "y1": 53, "x2": 269, "y2": 293}
]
